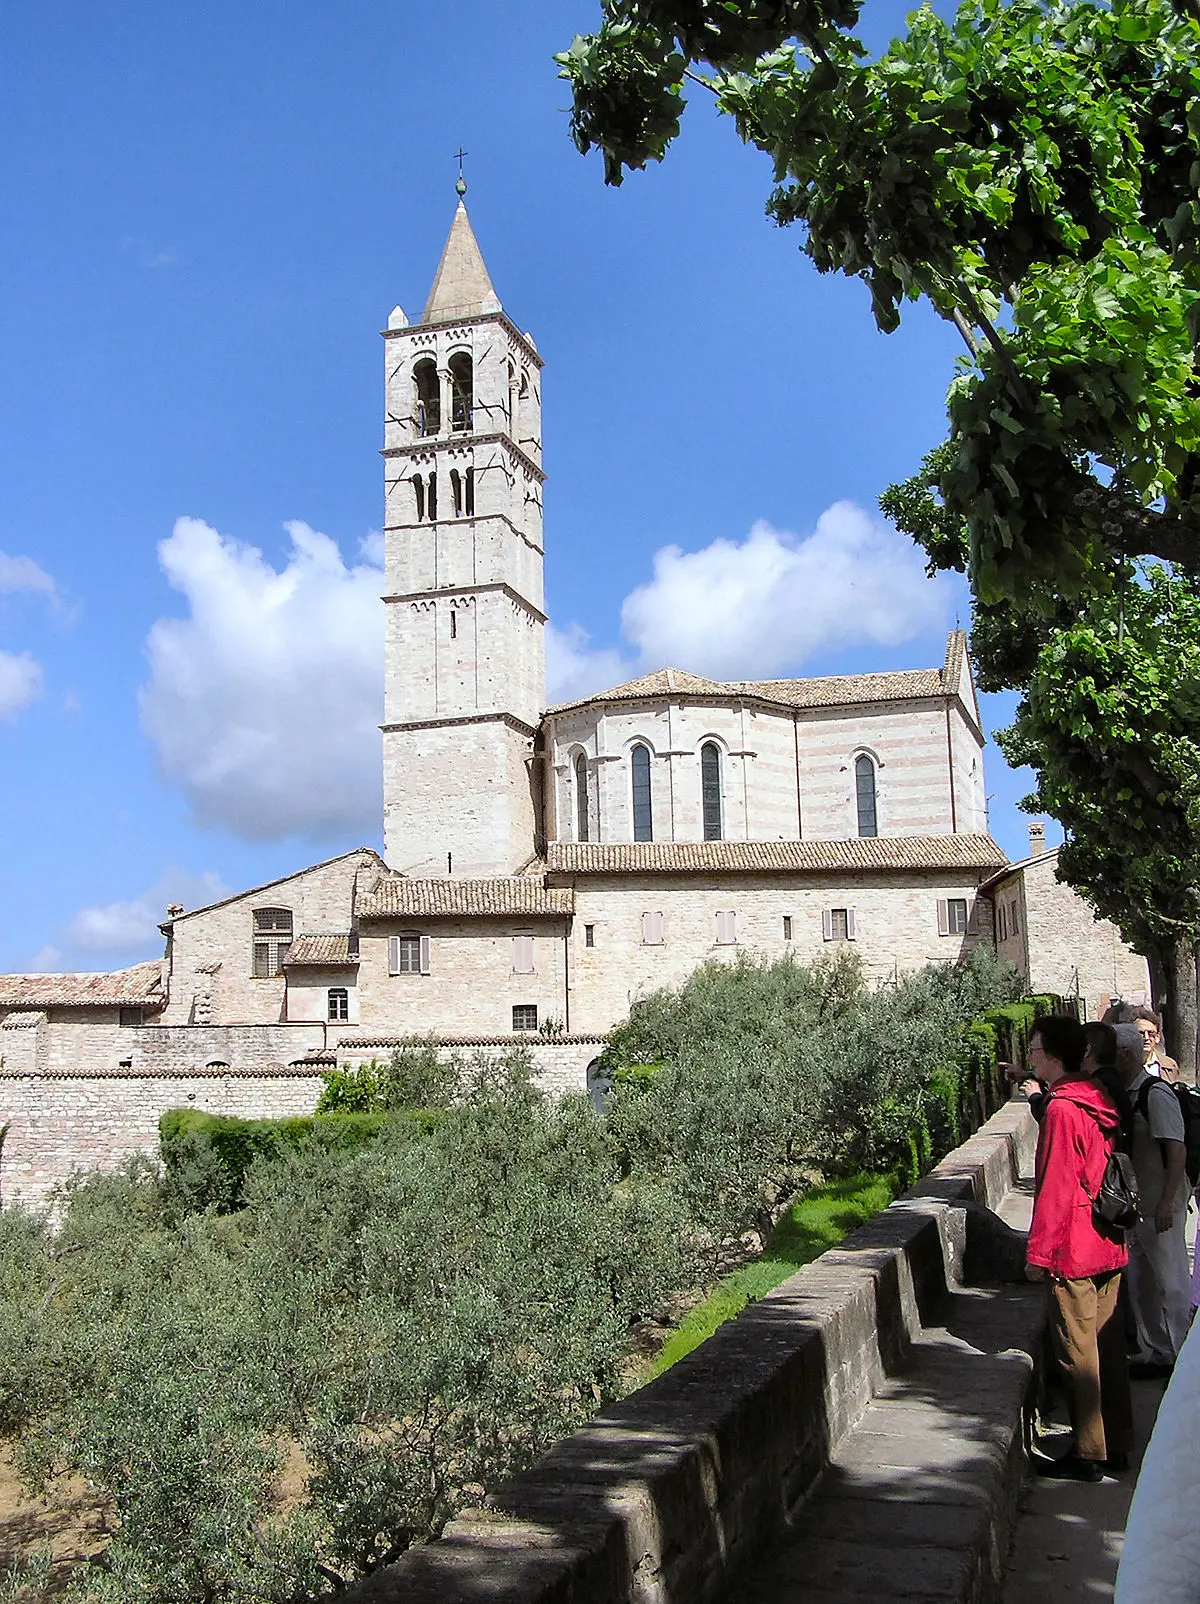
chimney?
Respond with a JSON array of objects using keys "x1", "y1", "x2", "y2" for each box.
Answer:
[{"x1": 1028, "y1": 821, "x2": 1047, "y2": 857}]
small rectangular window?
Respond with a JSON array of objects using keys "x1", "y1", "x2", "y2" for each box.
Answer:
[
  {"x1": 584, "y1": 924, "x2": 595, "y2": 948},
  {"x1": 389, "y1": 934, "x2": 428, "y2": 975},
  {"x1": 252, "y1": 907, "x2": 293, "y2": 977},
  {"x1": 823, "y1": 908, "x2": 853, "y2": 941},
  {"x1": 513, "y1": 935, "x2": 535, "y2": 974},
  {"x1": 1010, "y1": 899, "x2": 1020, "y2": 935},
  {"x1": 782, "y1": 916, "x2": 792, "y2": 941},
  {"x1": 642, "y1": 911, "x2": 664, "y2": 946},
  {"x1": 328, "y1": 987, "x2": 349, "y2": 1022},
  {"x1": 715, "y1": 911, "x2": 736, "y2": 946},
  {"x1": 948, "y1": 898, "x2": 968, "y2": 934},
  {"x1": 450, "y1": 609, "x2": 457, "y2": 640},
  {"x1": 512, "y1": 1004, "x2": 538, "y2": 1032},
  {"x1": 119, "y1": 1007, "x2": 143, "y2": 1028}
]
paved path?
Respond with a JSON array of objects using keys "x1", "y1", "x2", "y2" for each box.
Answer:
[{"x1": 998, "y1": 1189, "x2": 1192, "y2": 1602}]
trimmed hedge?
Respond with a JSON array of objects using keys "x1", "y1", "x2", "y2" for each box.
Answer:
[{"x1": 158, "y1": 1107, "x2": 443, "y2": 1213}]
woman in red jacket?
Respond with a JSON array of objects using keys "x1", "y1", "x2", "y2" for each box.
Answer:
[{"x1": 1025, "y1": 1013, "x2": 1134, "y2": 1482}]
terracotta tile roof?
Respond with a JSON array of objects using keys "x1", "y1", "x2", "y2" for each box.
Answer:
[
  {"x1": 545, "y1": 835, "x2": 1008, "y2": 876},
  {"x1": 547, "y1": 655, "x2": 957, "y2": 717},
  {"x1": 349, "y1": 1034, "x2": 607, "y2": 1048},
  {"x1": 282, "y1": 935, "x2": 358, "y2": 966},
  {"x1": 356, "y1": 877, "x2": 574, "y2": 919},
  {"x1": 726, "y1": 668, "x2": 945, "y2": 709},
  {"x1": 0, "y1": 960, "x2": 166, "y2": 1010}
]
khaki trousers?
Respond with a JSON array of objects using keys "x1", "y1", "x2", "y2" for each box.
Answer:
[{"x1": 1048, "y1": 1271, "x2": 1134, "y2": 1462}]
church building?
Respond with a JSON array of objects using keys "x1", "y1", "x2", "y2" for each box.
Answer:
[{"x1": 0, "y1": 199, "x2": 1150, "y2": 1141}]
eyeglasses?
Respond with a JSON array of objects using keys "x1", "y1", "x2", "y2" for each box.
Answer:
[{"x1": 1137, "y1": 1026, "x2": 1158, "y2": 1040}]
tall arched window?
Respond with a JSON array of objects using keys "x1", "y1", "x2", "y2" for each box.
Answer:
[
  {"x1": 631, "y1": 745, "x2": 653, "y2": 842},
  {"x1": 574, "y1": 751, "x2": 590, "y2": 842},
  {"x1": 448, "y1": 352, "x2": 473, "y2": 432},
  {"x1": 855, "y1": 754, "x2": 878, "y2": 838},
  {"x1": 701, "y1": 742, "x2": 723, "y2": 840},
  {"x1": 450, "y1": 468, "x2": 463, "y2": 517},
  {"x1": 425, "y1": 471, "x2": 438, "y2": 521},
  {"x1": 411, "y1": 474, "x2": 425, "y2": 521},
  {"x1": 413, "y1": 359, "x2": 440, "y2": 436}
]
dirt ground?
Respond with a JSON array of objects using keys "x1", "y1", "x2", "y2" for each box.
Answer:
[{"x1": 0, "y1": 1447, "x2": 111, "y2": 1595}]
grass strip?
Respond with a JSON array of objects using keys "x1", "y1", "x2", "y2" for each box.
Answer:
[{"x1": 649, "y1": 1172, "x2": 896, "y2": 1378}]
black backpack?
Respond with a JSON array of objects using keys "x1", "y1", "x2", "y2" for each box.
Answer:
[
  {"x1": 1086, "y1": 1149, "x2": 1141, "y2": 1233},
  {"x1": 1135, "y1": 1079, "x2": 1200, "y2": 1187}
]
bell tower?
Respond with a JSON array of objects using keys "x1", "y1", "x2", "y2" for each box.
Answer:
[{"x1": 380, "y1": 192, "x2": 546, "y2": 876}]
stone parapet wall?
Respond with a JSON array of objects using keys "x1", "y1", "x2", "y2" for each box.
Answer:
[{"x1": 343, "y1": 1102, "x2": 1040, "y2": 1604}]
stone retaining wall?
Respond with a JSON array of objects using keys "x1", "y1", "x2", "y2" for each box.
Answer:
[
  {"x1": 344, "y1": 1102, "x2": 1040, "y2": 1604},
  {"x1": 0, "y1": 1035, "x2": 605, "y2": 1208}
]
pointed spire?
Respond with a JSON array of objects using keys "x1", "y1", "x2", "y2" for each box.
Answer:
[{"x1": 421, "y1": 201, "x2": 502, "y2": 324}]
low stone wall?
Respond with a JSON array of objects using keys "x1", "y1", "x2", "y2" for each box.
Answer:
[
  {"x1": 0, "y1": 1034, "x2": 607, "y2": 1208},
  {"x1": 344, "y1": 1102, "x2": 1040, "y2": 1604}
]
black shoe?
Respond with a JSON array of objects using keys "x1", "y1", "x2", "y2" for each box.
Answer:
[
  {"x1": 1128, "y1": 1360, "x2": 1174, "y2": 1380},
  {"x1": 1104, "y1": 1452, "x2": 1130, "y2": 1473},
  {"x1": 1034, "y1": 1453, "x2": 1105, "y2": 1483}
]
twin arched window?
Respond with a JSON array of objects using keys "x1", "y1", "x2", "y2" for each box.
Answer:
[
  {"x1": 631, "y1": 745, "x2": 653, "y2": 842},
  {"x1": 574, "y1": 751, "x2": 590, "y2": 842},
  {"x1": 855, "y1": 754, "x2": 878, "y2": 838}
]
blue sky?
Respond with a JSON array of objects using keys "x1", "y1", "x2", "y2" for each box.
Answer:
[{"x1": 0, "y1": 1, "x2": 1046, "y2": 975}]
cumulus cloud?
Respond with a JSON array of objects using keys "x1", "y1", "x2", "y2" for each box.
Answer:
[
  {"x1": 0, "y1": 551, "x2": 56, "y2": 600},
  {"x1": 619, "y1": 502, "x2": 950, "y2": 681},
  {"x1": 546, "y1": 622, "x2": 633, "y2": 705},
  {"x1": 68, "y1": 867, "x2": 232, "y2": 955},
  {"x1": 0, "y1": 650, "x2": 43, "y2": 719},
  {"x1": 140, "y1": 518, "x2": 384, "y2": 841}
]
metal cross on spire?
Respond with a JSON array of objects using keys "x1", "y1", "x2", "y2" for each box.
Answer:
[{"x1": 454, "y1": 148, "x2": 468, "y2": 198}]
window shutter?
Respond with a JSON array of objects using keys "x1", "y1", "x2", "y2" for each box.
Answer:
[
  {"x1": 419, "y1": 935, "x2": 431, "y2": 975},
  {"x1": 388, "y1": 935, "x2": 400, "y2": 975},
  {"x1": 966, "y1": 898, "x2": 980, "y2": 935},
  {"x1": 937, "y1": 899, "x2": 950, "y2": 937},
  {"x1": 642, "y1": 911, "x2": 663, "y2": 945},
  {"x1": 846, "y1": 908, "x2": 857, "y2": 941},
  {"x1": 716, "y1": 911, "x2": 735, "y2": 945},
  {"x1": 822, "y1": 908, "x2": 833, "y2": 942},
  {"x1": 513, "y1": 935, "x2": 534, "y2": 973}
]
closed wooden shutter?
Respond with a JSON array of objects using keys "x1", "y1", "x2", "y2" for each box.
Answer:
[
  {"x1": 419, "y1": 935, "x2": 432, "y2": 975},
  {"x1": 642, "y1": 911, "x2": 663, "y2": 945},
  {"x1": 846, "y1": 907, "x2": 857, "y2": 940},
  {"x1": 822, "y1": 908, "x2": 833, "y2": 941},
  {"x1": 388, "y1": 935, "x2": 400, "y2": 975},
  {"x1": 513, "y1": 935, "x2": 535, "y2": 973},
  {"x1": 937, "y1": 899, "x2": 950, "y2": 936},
  {"x1": 715, "y1": 911, "x2": 736, "y2": 945}
]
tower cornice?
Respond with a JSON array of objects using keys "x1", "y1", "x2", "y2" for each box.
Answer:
[
  {"x1": 381, "y1": 310, "x2": 542, "y2": 369},
  {"x1": 381, "y1": 431, "x2": 546, "y2": 484},
  {"x1": 381, "y1": 581, "x2": 547, "y2": 624}
]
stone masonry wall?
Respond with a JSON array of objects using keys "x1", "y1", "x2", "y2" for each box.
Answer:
[
  {"x1": 564, "y1": 869, "x2": 991, "y2": 1034},
  {"x1": 0, "y1": 1038, "x2": 599, "y2": 1209}
]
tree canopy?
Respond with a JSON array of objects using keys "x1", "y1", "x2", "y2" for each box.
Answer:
[{"x1": 557, "y1": 0, "x2": 1200, "y2": 600}]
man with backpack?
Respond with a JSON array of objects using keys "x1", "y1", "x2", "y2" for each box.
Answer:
[{"x1": 1114, "y1": 1025, "x2": 1191, "y2": 1378}]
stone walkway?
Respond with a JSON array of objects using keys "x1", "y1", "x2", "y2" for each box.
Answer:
[{"x1": 997, "y1": 1188, "x2": 1192, "y2": 1602}]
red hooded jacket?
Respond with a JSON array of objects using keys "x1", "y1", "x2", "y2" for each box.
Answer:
[{"x1": 1026, "y1": 1075, "x2": 1128, "y2": 1279}]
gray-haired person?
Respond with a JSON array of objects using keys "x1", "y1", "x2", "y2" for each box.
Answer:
[{"x1": 1114, "y1": 1023, "x2": 1190, "y2": 1377}]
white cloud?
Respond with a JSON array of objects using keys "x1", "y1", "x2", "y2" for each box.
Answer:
[
  {"x1": 0, "y1": 551, "x2": 56, "y2": 600},
  {"x1": 619, "y1": 502, "x2": 949, "y2": 680},
  {"x1": 24, "y1": 945, "x2": 63, "y2": 974},
  {"x1": 546, "y1": 622, "x2": 633, "y2": 705},
  {"x1": 0, "y1": 650, "x2": 44, "y2": 719},
  {"x1": 68, "y1": 868, "x2": 232, "y2": 955},
  {"x1": 140, "y1": 518, "x2": 384, "y2": 841}
]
